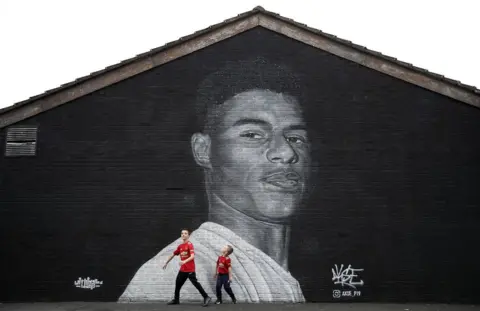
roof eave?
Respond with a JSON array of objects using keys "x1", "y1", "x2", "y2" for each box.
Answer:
[{"x1": 1, "y1": 6, "x2": 479, "y2": 129}]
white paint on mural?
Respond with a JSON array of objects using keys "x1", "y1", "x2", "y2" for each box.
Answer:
[
  {"x1": 332, "y1": 264, "x2": 364, "y2": 299},
  {"x1": 119, "y1": 221, "x2": 305, "y2": 302},
  {"x1": 74, "y1": 277, "x2": 103, "y2": 290}
]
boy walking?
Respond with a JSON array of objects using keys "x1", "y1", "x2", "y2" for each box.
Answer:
[
  {"x1": 163, "y1": 229, "x2": 211, "y2": 307},
  {"x1": 214, "y1": 245, "x2": 237, "y2": 304}
]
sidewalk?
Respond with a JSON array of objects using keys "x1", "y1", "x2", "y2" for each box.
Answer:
[{"x1": 0, "y1": 303, "x2": 479, "y2": 311}]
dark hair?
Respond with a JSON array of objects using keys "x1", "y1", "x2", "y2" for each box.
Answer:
[
  {"x1": 195, "y1": 56, "x2": 306, "y2": 133},
  {"x1": 227, "y1": 245, "x2": 234, "y2": 255},
  {"x1": 181, "y1": 228, "x2": 191, "y2": 235}
]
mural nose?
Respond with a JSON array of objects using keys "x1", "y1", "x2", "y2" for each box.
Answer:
[{"x1": 266, "y1": 137, "x2": 299, "y2": 164}]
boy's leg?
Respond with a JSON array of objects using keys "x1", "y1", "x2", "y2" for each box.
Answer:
[
  {"x1": 187, "y1": 272, "x2": 211, "y2": 306},
  {"x1": 215, "y1": 275, "x2": 223, "y2": 303},
  {"x1": 167, "y1": 272, "x2": 189, "y2": 304},
  {"x1": 223, "y1": 278, "x2": 236, "y2": 303}
]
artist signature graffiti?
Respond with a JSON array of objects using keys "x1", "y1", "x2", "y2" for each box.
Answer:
[
  {"x1": 331, "y1": 264, "x2": 364, "y2": 289},
  {"x1": 74, "y1": 277, "x2": 103, "y2": 290}
]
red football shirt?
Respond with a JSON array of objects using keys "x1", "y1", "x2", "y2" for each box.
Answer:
[
  {"x1": 173, "y1": 241, "x2": 195, "y2": 272},
  {"x1": 216, "y1": 255, "x2": 231, "y2": 274}
]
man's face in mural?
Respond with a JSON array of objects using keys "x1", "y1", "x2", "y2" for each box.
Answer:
[{"x1": 192, "y1": 89, "x2": 311, "y2": 222}]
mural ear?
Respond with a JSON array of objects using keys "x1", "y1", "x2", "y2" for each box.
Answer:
[{"x1": 191, "y1": 133, "x2": 212, "y2": 169}]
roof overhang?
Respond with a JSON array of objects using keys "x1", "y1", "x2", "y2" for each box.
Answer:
[{"x1": 1, "y1": 7, "x2": 479, "y2": 129}]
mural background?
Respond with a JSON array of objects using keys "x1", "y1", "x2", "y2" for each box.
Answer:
[{"x1": 1, "y1": 27, "x2": 480, "y2": 303}]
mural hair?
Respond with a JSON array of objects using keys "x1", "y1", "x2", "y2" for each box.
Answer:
[{"x1": 194, "y1": 56, "x2": 307, "y2": 133}]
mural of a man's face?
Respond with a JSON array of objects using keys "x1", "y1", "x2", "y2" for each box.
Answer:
[{"x1": 192, "y1": 89, "x2": 311, "y2": 223}]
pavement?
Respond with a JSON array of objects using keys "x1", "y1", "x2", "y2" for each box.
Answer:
[{"x1": 0, "y1": 303, "x2": 479, "y2": 311}]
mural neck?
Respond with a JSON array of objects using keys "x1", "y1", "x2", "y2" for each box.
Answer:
[{"x1": 207, "y1": 193, "x2": 290, "y2": 271}]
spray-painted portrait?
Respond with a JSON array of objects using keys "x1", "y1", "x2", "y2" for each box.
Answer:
[{"x1": 119, "y1": 57, "x2": 312, "y2": 303}]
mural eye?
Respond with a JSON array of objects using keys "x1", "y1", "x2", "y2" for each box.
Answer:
[
  {"x1": 287, "y1": 136, "x2": 305, "y2": 144},
  {"x1": 240, "y1": 132, "x2": 263, "y2": 140}
]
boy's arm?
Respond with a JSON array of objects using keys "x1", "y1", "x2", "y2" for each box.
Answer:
[
  {"x1": 163, "y1": 246, "x2": 181, "y2": 269},
  {"x1": 182, "y1": 252, "x2": 195, "y2": 264},
  {"x1": 163, "y1": 254, "x2": 176, "y2": 269},
  {"x1": 227, "y1": 259, "x2": 232, "y2": 281},
  {"x1": 213, "y1": 258, "x2": 219, "y2": 278}
]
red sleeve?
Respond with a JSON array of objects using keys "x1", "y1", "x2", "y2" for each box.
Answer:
[
  {"x1": 226, "y1": 258, "x2": 231, "y2": 268},
  {"x1": 173, "y1": 245, "x2": 180, "y2": 256},
  {"x1": 188, "y1": 242, "x2": 195, "y2": 254},
  {"x1": 216, "y1": 257, "x2": 220, "y2": 265}
]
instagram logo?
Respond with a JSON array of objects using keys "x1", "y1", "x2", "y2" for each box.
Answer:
[{"x1": 332, "y1": 289, "x2": 341, "y2": 299}]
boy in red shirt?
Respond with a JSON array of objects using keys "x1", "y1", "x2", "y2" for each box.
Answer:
[
  {"x1": 163, "y1": 228, "x2": 211, "y2": 306},
  {"x1": 214, "y1": 245, "x2": 237, "y2": 304}
]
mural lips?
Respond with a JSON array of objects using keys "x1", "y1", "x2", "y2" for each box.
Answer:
[{"x1": 260, "y1": 169, "x2": 301, "y2": 192}]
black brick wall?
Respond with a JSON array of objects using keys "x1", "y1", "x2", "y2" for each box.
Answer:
[{"x1": 1, "y1": 27, "x2": 479, "y2": 303}]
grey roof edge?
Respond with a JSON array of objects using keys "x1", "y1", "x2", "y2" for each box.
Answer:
[
  {"x1": 1, "y1": 5, "x2": 479, "y2": 127},
  {"x1": 0, "y1": 7, "x2": 260, "y2": 116},
  {"x1": 257, "y1": 8, "x2": 480, "y2": 94}
]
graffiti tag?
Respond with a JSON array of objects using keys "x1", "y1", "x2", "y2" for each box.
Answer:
[
  {"x1": 332, "y1": 264, "x2": 364, "y2": 289},
  {"x1": 74, "y1": 277, "x2": 103, "y2": 290}
]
